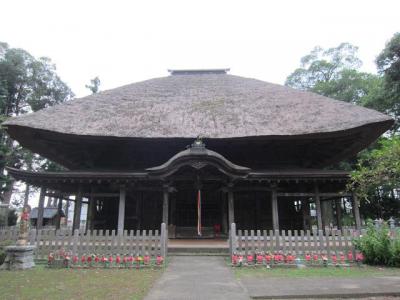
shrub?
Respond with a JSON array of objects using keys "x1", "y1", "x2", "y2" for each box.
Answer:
[
  {"x1": 354, "y1": 220, "x2": 399, "y2": 266},
  {"x1": 389, "y1": 238, "x2": 400, "y2": 267}
]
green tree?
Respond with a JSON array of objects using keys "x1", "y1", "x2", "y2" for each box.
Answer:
[
  {"x1": 376, "y1": 32, "x2": 400, "y2": 130},
  {"x1": 0, "y1": 42, "x2": 74, "y2": 205},
  {"x1": 285, "y1": 43, "x2": 382, "y2": 107},
  {"x1": 85, "y1": 76, "x2": 100, "y2": 94},
  {"x1": 348, "y1": 137, "x2": 400, "y2": 219},
  {"x1": 285, "y1": 43, "x2": 362, "y2": 90}
]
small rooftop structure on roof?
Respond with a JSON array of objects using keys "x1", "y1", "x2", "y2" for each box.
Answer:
[{"x1": 168, "y1": 68, "x2": 230, "y2": 75}]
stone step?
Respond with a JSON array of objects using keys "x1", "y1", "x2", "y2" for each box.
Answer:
[
  {"x1": 168, "y1": 247, "x2": 229, "y2": 256},
  {"x1": 169, "y1": 252, "x2": 228, "y2": 256}
]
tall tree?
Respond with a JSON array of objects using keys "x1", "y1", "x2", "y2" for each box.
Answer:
[
  {"x1": 0, "y1": 42, "x2": 74, "y2": 204},
  {"x1": 285, "y1": 43, "x2": 382, "y2": 106},
  {"x1": 376, "y1": 32, "x2": 400, "y2": 130}
]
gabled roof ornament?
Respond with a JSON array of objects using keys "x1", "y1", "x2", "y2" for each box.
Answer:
[{"x1": 189, "y1": 135, "x2": 206, "y2": 154}]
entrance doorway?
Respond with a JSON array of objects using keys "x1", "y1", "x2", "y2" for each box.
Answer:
[{"x1": 170, "y1": 186, "x2": 227, "y2": 238}]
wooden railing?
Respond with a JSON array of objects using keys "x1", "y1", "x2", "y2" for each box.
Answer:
[
  {"x1": 0, "y1": 223, "x2": 168, "y2": 260},
  {"x1": 229, "y1": 223, "x2": 367, "y2": 256}
]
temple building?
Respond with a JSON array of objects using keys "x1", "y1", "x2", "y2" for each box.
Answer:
[{"x1": 3, "y1": 69, "x2": 393, "y2": 237}]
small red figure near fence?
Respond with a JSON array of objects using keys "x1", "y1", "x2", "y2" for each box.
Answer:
[{"x1": 231, "y1": 250, "x2": 365, "y2": 268}]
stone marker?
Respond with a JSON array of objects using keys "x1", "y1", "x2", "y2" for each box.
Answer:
[{"x1": 1, "y1": 205, "x2": 36, "y2": 270}]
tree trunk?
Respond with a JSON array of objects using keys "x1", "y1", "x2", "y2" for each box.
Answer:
[{"x1": 23, "y1": 184, "x2": 30, "y2": 207}]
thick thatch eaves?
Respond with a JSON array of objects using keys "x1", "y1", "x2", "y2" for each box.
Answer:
[{"x1": 3, "y1": 73, "x2": 393, "y2": 139}]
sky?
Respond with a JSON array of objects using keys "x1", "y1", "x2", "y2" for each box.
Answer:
[
  {"x1": 1, "y1": 0, "x2": 399, "y2": 207},
  {"x1": 1, "y1": 0, "x2": 399, "y2": 98}
]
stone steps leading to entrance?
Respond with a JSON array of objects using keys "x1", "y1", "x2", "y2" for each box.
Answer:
[{"x1": 167, "y1": 238, "x2": 229, "y2": 256}]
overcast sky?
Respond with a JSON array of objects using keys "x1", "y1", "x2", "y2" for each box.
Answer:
[
  {"x1": 1, "y1": 0, "x2": 399, "y2": 98},
  {"x1": 1, "y1": 0, "x2": 399, "y2": 207}
]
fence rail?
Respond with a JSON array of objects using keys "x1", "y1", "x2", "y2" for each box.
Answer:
[
  {"x1": 229, "y1": 223, "x2": 381, "y2": 256},
  {"x1": 0, "y1": 223, "x2": 168, "y2": 260}
]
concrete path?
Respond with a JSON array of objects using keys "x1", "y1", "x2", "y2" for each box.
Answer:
[
  {"x1": 240, "y1": 276, "x2": 400, "y2": 299},
  {"x1": 144, "y1": 256, "x2": 249, "y2": 300}
]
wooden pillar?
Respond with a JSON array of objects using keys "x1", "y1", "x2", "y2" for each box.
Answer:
[
  {"x1": 23, "y1": 184, "x2": 30, "y2": 207},
  {"x1": 118, "y1": 185, "x2": 126, "y2": 234},
  {"x1": 302, "y1": 198, "x2": 310, "y2": 231},
  {"x1": 271, "y1": 187, "x2": 279, "y2": 231},
  {"x1": 136, "y1": 193, "x2": 142, "y2": 230},
  {"x1": 170, "y1": 197, "x2": 176, "y2": 225},
  {"x1": 65, "y1": 198, "x2": 70, "y2": 222},
  {"x1": 162, "y1": 186, "x2": 169, "y2": 225},
  {"x1": 221, "y1": 195, "x2": 228, "y2": 234},
  {"x1": 335, "y1": 198, "x2": 342, "y2": 230},
  {"x1": 56, "y1": 198, "x2": 63, "y2": 230},
  {"x1": 86, "y1": 192, "x2": 96, "y2": 232},
  {"x1": 46, "y1": 196, "x2": 52, "y2": 208},
  {"x1": 36, "y1": 187, "x2": 46, "y2": 229},
  {"x1": 352, "y1": 193, "x2": 361, "y2": 230},
  {"x1": 72, "y1": 186, "x2": 83, "y2": 231},
  {"x1": 228, "y1": 188, "x2": 235, "y2": 226},
  {"x1": 314, "y1": 184, "x2": 323, "y2": 231}
]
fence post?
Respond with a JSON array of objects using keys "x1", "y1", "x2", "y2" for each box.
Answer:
[
  {"x1": 229, "y1": 223, "x2": 236, "y2": 255},
  {"x1": 161, "y1": 223, "x2": 167, "y2": 257},
  {"x1": 72, "y1": 229, "x2": 79, "y2": 256}
]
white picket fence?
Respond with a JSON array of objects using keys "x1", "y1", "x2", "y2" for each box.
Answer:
[
  {"x1": 0, "y1": 223, "x2": 168, "y2": 260},
  {"x1": 229, "y1": 223, "x2": 368, "y2": 256}
]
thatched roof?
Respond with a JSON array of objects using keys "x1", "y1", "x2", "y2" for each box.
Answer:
[{"x1": 3, "y1": 71, "x2": 393, "y2": 138}]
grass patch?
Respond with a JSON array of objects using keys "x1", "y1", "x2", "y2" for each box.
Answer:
[
  {"x1": 234, "y1": 266, "x2": 400, "y2": 279},
  {"x1": 0, "y1": 265, "x2": 163, "y2": 300}
]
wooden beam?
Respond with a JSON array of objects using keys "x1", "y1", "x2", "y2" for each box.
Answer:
[
  {"x1": 36, "y1": 187, "x2": 46, "y2": 230},
  {"x1": 72, "y1": 186, "x2": 83, "y2": 231},
  {"x1": 277, "y1": 192, "x2": 350, "y2": 197},
  {"x1": 117, "y1": 185, "x2": 126, "y2": 234},
  {"x1": 352, "y1": 193, "x2": 361, "y2": 230},
  {"x1": 314, "y1": 184, "x2": 323, "y2": 231},
  {"x1": 233, "y1": 187, "x2": 274, "y2": 192},
  {"x1": 162, "y1": 185, "x2": 169, "y2": 225},
  {"x1": 271, "y1": 188, "x2": 279, "y2": 231},
  {"x1": 335, "y1": 198, "x2": 342, "y2": 230},
  {"x1": 228, "y1": 188, "x2": 235, "y2": 226},
  {"x1": 56, "y1": 198, "x2": 63, "y2": 230}
]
